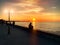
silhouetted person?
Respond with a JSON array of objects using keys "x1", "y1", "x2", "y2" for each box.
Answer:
[
  {"x1": 13, "y1": 21, "x2": 15, "y2": 26},
  {"x1": 8, "y1": 26, "x2": 10, "y2": 35},
  {"x1": 29, "y1": 22, "x2": 33, "y2": 30}
]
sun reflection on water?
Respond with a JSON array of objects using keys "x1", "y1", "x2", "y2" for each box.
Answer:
[
  {"x1": 32, "y1": 18, "x2": 36, "y2": 30},
  {"x1": 32, "y1": 21, "x2": 35, "y2": 29}
]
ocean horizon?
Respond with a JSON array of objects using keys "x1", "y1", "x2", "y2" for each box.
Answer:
[{"x1": 15, "y1": 22, "x2": 60, "y2": 35}]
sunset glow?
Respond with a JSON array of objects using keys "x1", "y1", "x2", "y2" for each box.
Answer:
[
  {"x1": 0, "y1": 0, "x2": 60, "y2": 44},
  {"x1": 0, "y1": 0, "x2": 60, "y2": 22},
  {"x1": 33, "y1": 18, "x2": 36, "y2": 21}
]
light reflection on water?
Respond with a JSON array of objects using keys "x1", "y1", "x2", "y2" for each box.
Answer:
[
  {"x1": 15, "y1": 22, "x2": 60, "y2": 35},
  {"x1": 32, "y1": 22, "x2": 36, "y2": 29}
]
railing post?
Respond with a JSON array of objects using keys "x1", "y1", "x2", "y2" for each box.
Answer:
[
  {"x1": 13, "y1": 21, "x2": 15, "y2": 26},
  {"x1": 6, "y1": 21, "x2": 7, "y2": 24}
]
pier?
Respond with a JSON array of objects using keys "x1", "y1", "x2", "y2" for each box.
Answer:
[{"x1": 0, "y1": 20, "x2": 60, "y2": 45}]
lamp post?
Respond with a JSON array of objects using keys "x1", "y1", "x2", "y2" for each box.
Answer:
[
  {"x1": 4, "y1": 9, "x2": 14, "y2": 35},
  {"x1": 8, "y1": 11, "x2": 10, "y2": 24},
  {"x1": 4, "y1": 9, "x2": 14, "y2": 23}
]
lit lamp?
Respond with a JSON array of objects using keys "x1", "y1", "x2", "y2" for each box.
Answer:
[
  {"x1": 4, "y1": 9, "x2": 14, "y2": 35},
  {"x1": 4, "y1": 9, "x2": 14, "y2": 23}
]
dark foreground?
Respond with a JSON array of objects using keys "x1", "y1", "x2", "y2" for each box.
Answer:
[{"x1": 0, "y1": 23, "x2": 60, "y2": 45}]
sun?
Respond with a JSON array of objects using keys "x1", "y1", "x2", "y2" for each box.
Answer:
[{"x1": 33, "y1": 18, "x2": 36, "y2": 21}]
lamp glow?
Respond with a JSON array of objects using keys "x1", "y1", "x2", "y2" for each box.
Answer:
[
  {"x1": 4, "y1": 9, "x2": 9, "y2": 14},
  {"x1": 10, "y1": 9, "x2": 14, "y2": 13},
  {"x1": 3, "y1": 8, "x2": 14, "y2": 22},
  {"x1": 4, "y1": 9, "x2": 14, "y2": 14}
]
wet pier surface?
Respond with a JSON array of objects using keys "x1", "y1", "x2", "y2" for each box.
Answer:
[{"x1": 0, "y1": 24, "x2": 60, "y2": 45}]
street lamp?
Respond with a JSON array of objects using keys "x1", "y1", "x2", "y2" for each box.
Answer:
[
  {"x1": 4, "y1": 9, "x2": 14, "y2": 23},
  {"x1": 4, "y1": 9, "x2": 14, "y2": 35}
]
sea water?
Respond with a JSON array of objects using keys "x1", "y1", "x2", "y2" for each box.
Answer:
[{"x1": 15, "y1": 22, "x2": 60, "y2": 35}]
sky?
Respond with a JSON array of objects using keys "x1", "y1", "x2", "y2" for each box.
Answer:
[{"x1": 0, "y1": 0, "x2": 60, "y2": 22}]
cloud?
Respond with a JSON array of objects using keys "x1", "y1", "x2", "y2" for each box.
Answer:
[
  {"x1": 37, "y1": 0, "x2": 57, "y2": 6},
  {"x1": 0, "y1": 0, "x2": 59, "y2": 14},
  {"x1": 0, "y1": 0, "x2": 21, "y2": 3},
  {"x1": 12, "y1": 3, "x2": 44, "y2": 14},
  {"x1": 1, "y1": 0, "x2": 44, "y2": 14}
]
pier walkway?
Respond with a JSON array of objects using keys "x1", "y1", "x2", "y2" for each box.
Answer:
[{"x1": 0, "y1": 23, "x2": 60, "y2": 45}]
